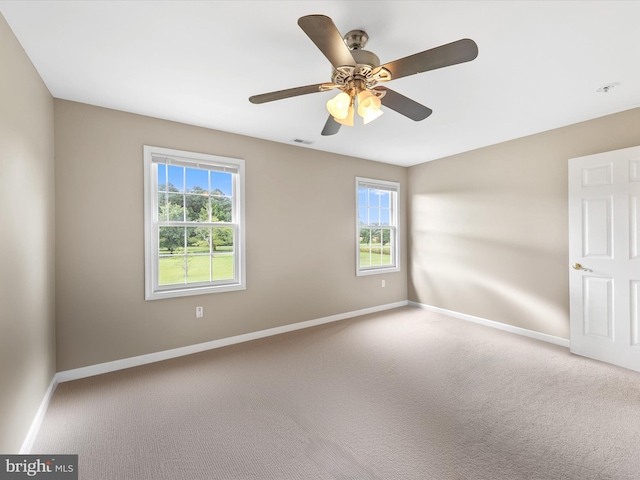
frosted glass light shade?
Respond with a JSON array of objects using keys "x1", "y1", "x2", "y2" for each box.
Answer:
[
  {"x1": 357, "y1": 90, "x2": 382, "y2": 118},
  {"x1": 326, "y1": 92, "x2": 351, "y2": 120},
  {"x1": 362, "y1": 108, "x2": 383, "y2": 125},
  {"x1": 334, "y1": 105, "x2": 354, "y2": 126}
]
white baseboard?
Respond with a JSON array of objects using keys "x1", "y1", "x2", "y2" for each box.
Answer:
[
  {"x1": 408, "y1": 301, "x2": 570, "y2": 348},
  {"x1": 19, "y1": 375, "x2": 58, "y2": 454},
  {"x1": 57, "y1": 301, "x2": 409, "y2": 383}
]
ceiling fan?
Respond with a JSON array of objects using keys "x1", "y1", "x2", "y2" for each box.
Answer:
[{"x1": 249, "y1": 14, "x2": 478, "y2": 136}]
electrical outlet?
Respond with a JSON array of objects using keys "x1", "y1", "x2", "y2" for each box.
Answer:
[
  {"x1": 382, "y1": 280, "x2": 386, "y2": 288},
  {"x1": 195, "y1": 306, "x2": 204, "y2": 318}
]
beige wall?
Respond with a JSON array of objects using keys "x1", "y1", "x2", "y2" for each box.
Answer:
[
  {"x1": 408, "y1": 108, "x2": 640, "y2": 339},
  {"x1": 54, "y1": 100, "x2": 407, "y2": 371},
  {"x1": 0, "y1": 14, "x2": 56, "y2": 452}
]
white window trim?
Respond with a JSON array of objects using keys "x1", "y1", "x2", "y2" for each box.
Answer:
[
  {"x1": 355, "y1": 176, "x2": 401, "y2": 276},
  {"x1": 144, "y1": 145, "x2": 246, "y2": 300}
]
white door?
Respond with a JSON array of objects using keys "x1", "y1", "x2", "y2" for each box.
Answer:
[{"x1": 569, "y1": 145, "x2": 640, "y2": 371}]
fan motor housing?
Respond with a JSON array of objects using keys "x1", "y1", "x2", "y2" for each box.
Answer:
[
  {"x1": 352, "y1": 49, "x2": 380, "y2": 68},
  {"x1": 330, "y1": 48, "x2": 388, "y2": 90}
]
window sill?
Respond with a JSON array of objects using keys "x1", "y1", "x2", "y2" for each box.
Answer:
[
  {"x1": 145, "y1": 282, "x2": 246, "y2": 300},
  {"x1": 356, "y1": 266, "x2": 401, "y2": 277}
]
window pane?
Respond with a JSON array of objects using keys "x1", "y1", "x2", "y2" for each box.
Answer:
[
  {"x1": 186, "y1": 168, "x2": 208, "y2": 193},
  {"x1": 167, "y1": 194, "x2": 185, "y2": 221},
  {"x1": 185, "y1": 194, "x2": 208, "y2": 222},
  {"x1": 380, "y1": 208, "x2": 390, "y2": 226},
  {"x1": 359, "y1": 228, "x2": 371, "y2": 246},
  {"x1": 381, "y1": 228, "x2": 392, "y2": 246},
  {"x1": 212, "y1": 253, "x2": 234, "y2": 281},
  {"x1": 159, "y1": 227, "x2": 185, "y2": 255},
  {"x1": 211, "y1": 171, "x2": 233, "y2": 196},
  {"x1": 358, "y1": 187, "x2": 368, "y2": 207},
  {"x1": 212, "y1": 227, "x2": 234, "y2": 281},
  {"x1": 212, "y1": 227, "x2": 234, "y2": 252},
  {"x1": 382, "y1": 247, "x2": 392, "y2": 264},
  {"x1": 186, "y1": 227, "x2": 210, "y2": 254},
  {"x1": 358, "y1": 207, "x2": 368, "y2": 226},
  {"x1": 186, "y1": 255, "x2": 211, "y2": 283},
  {"x1": 187, "y1": 227, "x2": 211, "y2": 254},
  {"x1": 157, "y1": 164, "x2": 167, "y2": 192},
  {"x1": 371, "y1": 228, "x2": 382, "y2": 245},
  {"x1": 369, "y1": 208, "x2": 380, "y2": 225},
  {"x1": 211, "y1": 196, "x2": 232, "y2": 222},
  {"x1": 379, "y1": 191, "x2": 390, "y2": 208},
  {"x1": 359, "y1": 247, "x2": 372, "y2": 267},
  {"x1": 159, "y1": 256, "x2": 186, "y2": 286},
  {"x1": 167, "y1": 166, "x2": 184, "y2": 192},
  {"x1": 158, "y1": 193, "x2": 167, "y2": 221},
  {"x1": 368, "y1": 189, "x2": 380, "y2": 207}
]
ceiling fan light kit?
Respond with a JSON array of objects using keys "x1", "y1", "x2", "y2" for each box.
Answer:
[
  {"x1": 335, "y1": 102, "x2": 355, "y2": 127},
  {"x1": 327, "y1": 91, "x2": 351, "y2": 119},
  {"x1": 249, "y1": 14, "x2": 478, "y2": 136},
  {"x1": 362, "y1": 106, "x2": 384, "y2": 125},
  {"x1": 357, "y1": 90, "x2": 382, "y2": 118}
]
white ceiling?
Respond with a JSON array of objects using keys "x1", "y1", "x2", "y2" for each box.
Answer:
[{"x1": 2, "y1": 0, "x2": 640, "y2": 167}]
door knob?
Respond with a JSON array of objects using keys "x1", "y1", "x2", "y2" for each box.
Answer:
[{"x1": 572, "y1": 263, "x2": 588, "y2": 271}]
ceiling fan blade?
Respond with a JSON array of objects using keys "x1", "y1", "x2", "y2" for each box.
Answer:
[
  {"x1": 379, "y1": 38, "x2": 478, "y2": 81},
  {"x1": 321, "y1": 115, "x2": 342, "y2": 136},
  {"x1": 249, "y1": 84, "x2": 331, "y2": 104},
  {"x1": 374, "y1": 87, "x2": 433, "y2": 121},
  {"x1": 298, "y1": 15, "x2": 356, "y2": 69}
]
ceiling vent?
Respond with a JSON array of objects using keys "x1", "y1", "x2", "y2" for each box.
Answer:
[{"x1": 596, "y1": 82, "x2": 620, "y2": 93}]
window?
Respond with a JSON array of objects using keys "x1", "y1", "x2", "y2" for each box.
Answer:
[
  {"x1": 144, "y1": 146, "x2": 245, "y2": 300},
  {"x1": 356, "y1": 177, "x2": 400, "y2": 276}
]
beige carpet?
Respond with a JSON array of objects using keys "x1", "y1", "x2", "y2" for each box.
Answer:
[{"x1": 32, "y1": 306, "x2": 640, "y2": 479}]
